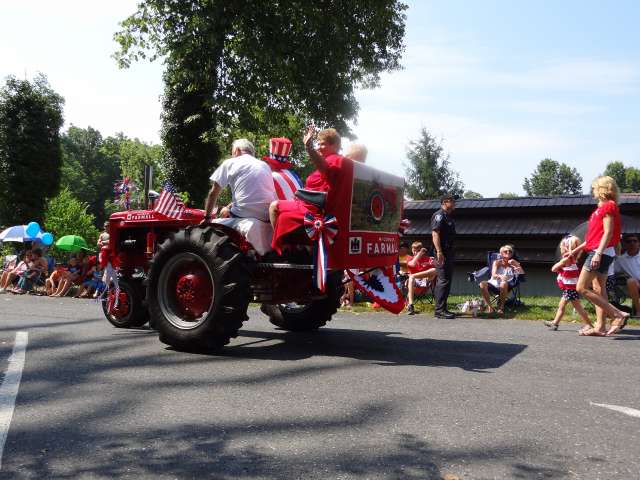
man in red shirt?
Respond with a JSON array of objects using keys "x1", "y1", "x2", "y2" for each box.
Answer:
[{"x1": 406, "y1": 241, "x2": 437, "y2": 315}]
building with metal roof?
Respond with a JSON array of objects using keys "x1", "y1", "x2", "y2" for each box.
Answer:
[{"x1": 402, "y1": 194, "x2": 640, "y2": 296}]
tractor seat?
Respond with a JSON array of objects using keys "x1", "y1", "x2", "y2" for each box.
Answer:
[{"x1": 294, "y1": 189, "x2": 327, "y2": 209}]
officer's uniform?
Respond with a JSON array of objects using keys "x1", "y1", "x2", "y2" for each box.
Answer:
[{"x1": 431, "y1": 207, "x2": 456, "y2": 314}]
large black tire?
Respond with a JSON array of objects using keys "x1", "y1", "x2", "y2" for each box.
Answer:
[
  {"x1": 102, "y1": 278, "x2": 148, "y2": 328},
  {"x1": 147, "y1": 226, "x2": 250, "y2": 351},
  {"x1": 263, "y1": 271, "x2": 343, "y2": 331}
]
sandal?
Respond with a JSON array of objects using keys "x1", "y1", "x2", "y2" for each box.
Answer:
[
  {"x1": 543, "y1": 321, "x2": 558, "y2": 331},
  {"x1": 579, "y1": 327, "x2": 605, "y2": 336},
  {"x1": 578, "y1": 324, "x2": 594, "y2": 335},
  {"x1": 606, "y1": 314, "x2": 630, "y2": 336}
]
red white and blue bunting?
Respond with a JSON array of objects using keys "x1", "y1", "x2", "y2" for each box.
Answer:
[{"x1": 347, "y1": 266, "x2": 405, "y2": 314}]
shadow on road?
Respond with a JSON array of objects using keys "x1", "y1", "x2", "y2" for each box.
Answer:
[
  {"x1": 216, "y1": 327, "x2": 527, "y2": 373},
  {"x1": 0, "y1": 408, "x2": 569, "y2": 479}
]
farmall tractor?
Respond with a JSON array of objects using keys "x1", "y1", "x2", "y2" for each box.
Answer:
[{"x1": 102, "y1": 157, "x2": 404, "y2": 350}]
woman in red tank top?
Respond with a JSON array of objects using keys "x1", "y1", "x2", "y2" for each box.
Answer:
[
  {"x1": 570, "y1": 176, "x2": 628, "y2": 336},
  {"x1": 269, "y1": 127, "x2": 345, "y2": 253}
]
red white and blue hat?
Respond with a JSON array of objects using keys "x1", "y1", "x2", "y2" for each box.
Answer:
[{"x1": 263, "y1": 137, "x2": 292, "y2": 170}]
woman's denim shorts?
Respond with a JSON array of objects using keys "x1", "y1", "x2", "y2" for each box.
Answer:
[{"x1": 583, "y1": 251, "x2": 614, "y2": 274}]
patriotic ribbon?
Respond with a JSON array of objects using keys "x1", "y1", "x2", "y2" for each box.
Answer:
[
  {"x1": 304, "y1": 213, "x2": 338, "y2": 292},
  {"x1": 114, "y1": 177, "x2": 136, "y2": 210},
  {"x1": 99, "y1": 262, "x2": 120, "y2": 308}
]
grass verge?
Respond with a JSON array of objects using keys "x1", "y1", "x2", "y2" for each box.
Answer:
[{"x1": 342, "y1": 295, "x2": 639, "y2": 324}]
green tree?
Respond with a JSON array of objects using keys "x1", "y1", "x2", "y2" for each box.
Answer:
[
  {"x1": 218, "y1": 113, "x2": 315, "y2": 179},
  {"x1": 626, "y1": 168, "x2": 640, "y2": 192},
  {"x1": 103, "y1": 134, "x2": 165, "y2": 188},
  {"x1": 43, "y1": 188, "x2": 99, "y2": 258},
  {"x1": 603, "y1": 161, "x2": 627, "y2": 191},
  {"x1": 463, "y1": 190, "x2": 483, "y2": 199},
  {"x1": 60, "y1": 126, "x2": 121, "y2": 225},
  {"x1": 603, "y1": 161, "x2": 640, "y2": 193},
  {"x1": 498, "y1": 192, "x2": 519, "y2": 199},
  {"x1": 404, "y1": 128, "x2": 464, "y2": 200},
  {"x1": 0, "y1": 74, "x2": 64, "y2": 225},
  {"x1": 114, "y1": 0, "x2": 407, "y2": 205},
  {"x1": 100, "y1": 133, "x2": 166, "y2": 213},
  {"x1": 522, "y1": 158, "x2": 582, "y2": 196}
]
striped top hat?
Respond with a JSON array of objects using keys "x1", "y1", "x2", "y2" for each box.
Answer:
[{"x1": 263, "y1": 137, "x2": 293, "y2": 170}]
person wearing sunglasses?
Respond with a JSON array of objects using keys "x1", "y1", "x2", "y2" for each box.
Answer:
[{"x1": 614, "y1": 233, "x2": 640, "y2": 317}]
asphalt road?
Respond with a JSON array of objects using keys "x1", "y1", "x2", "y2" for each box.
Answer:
[{"x1": 0, "y1": 294, "x2": 638, "y2": 480}]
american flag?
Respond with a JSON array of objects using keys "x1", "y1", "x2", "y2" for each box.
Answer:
[{"x1": 154, "y1": 182, "x2": 185, "y2": 219}]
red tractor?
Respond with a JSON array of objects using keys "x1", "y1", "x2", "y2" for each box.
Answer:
[{"x1": 102, "y1": 157, "x2": 404, "y2": 350}]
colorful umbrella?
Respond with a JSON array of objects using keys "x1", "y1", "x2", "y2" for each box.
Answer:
[
  {"x1": 0, "y1": 225, "x2": 44, "y2": 244},
  {"x1": 55, "y1": 235, "x2": 89, "y2": 252}
]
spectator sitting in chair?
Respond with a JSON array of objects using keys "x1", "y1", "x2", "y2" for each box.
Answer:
[
  {"x1": 406, "y1": 241, "x2": 438, "y2": 315},
  {"x1": 50, "y1": 257, "x2": 82, "y2": 297},
  {"x1": 75, "y1": 263, "x2": 105, "y2": 298},
  {"x1": 45, "y1": 267, "x2": 64, "y2": 296},
  {"x1": 11, "y1": 248, "x2": 48, "y2": 294},
  {"x1": 0, "y1": 250, "x2": 32, "y2": 293},
  {"x1": 614, "y1": 233, "x2": 640, "y2": 317},
  {"x1": 479, "y1": 244, "x2": 524, "y2": 314}
]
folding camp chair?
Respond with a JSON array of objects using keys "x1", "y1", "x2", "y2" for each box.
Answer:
[
  {"x1": 30, "y1": 256, "x2": 55, "y2": 295},
  {"x1": 607, "y1": 273, "x2": 635, "y2": 315},
  {"x1": 468, "y1": 251, "x2": 526, "y2": 309},
  {"x1": 400, "y1": 275, "x2": 436, "y2": 304},
  {"x1": 399, "y1": 261, "x2": 437, "y2": 305},
  {"x1": 1, "y1": 254, "x2": 17, "y2": 272}
]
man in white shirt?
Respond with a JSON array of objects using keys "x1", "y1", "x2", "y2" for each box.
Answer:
[
  {"x1": 203, "y1": 139, "x2": 276, "y2": 222},
  {"x1": 614, "y1": 233, "x2": 640, "y2": 316}
]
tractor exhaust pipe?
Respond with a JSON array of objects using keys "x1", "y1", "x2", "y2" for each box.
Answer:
[{"x1": 143, "y1": 164, "x2": 153, "y2": 210}]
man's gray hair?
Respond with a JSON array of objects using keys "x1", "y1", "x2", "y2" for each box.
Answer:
[{"x1": 232, "y1": 138, "x2": 256, "y2": 157}]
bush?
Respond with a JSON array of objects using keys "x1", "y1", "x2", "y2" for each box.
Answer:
[{"x1": 44, "y1": 188, "x2": 99, "y2": 259}]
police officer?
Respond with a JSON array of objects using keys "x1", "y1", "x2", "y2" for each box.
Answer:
[{"x1": 431, "y1": 194, "x2": 457, "y2": 318}]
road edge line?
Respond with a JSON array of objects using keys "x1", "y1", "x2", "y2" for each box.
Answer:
[{"x1": 0, "y1": 331, "x2": 28, "y2": 470}]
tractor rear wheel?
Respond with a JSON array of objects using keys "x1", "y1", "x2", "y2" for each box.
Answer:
[
  {"x1": 147, "y1": 226, "x2": 250, "y2": 351},
  {"x1": 263, "y1": 271, "x2": 342, "y2": 331}
]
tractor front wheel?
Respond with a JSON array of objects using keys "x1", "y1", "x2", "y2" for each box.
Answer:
[{"x1": 102, "y1": 278, "x2": 148, "y2": 328}]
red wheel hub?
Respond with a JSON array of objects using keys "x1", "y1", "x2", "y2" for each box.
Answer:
[{"x1": 173, "y1": 268, "x2": 213, "y2": 319}]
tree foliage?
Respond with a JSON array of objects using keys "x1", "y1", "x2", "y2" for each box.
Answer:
[
  {"x1": 404, "y1": 128, "x2": 464, "y2": 200},
  {"x1": 498, "y1": 192, "x2": 519, "y2": 199},
  {"x1": 0, "y1": 74, "x2": 64, "y2": 226},
  {"x1": 463, "y1": 190, "x2": 483, "y2": 199},
  {"x1": 603, "y1": 161, "x2": 640, "y2": 193},
  {"x1": 522, "y1": 158, "x2": 583, "y2": 196},
  {"x1": 60, "y1": 128, "x2": 165, "y2": 223},
  {"x1": 43, "y1": 188, "x2": 99, "y2": 258},
  {"x1": 102, "y1": 134, "x2": 165, "y2": 190},
  {"x1": 60, "y1": 126, "x2": 120, "y2": 226},
  {"x1": 114, "y1": 0, "x2": 407, "y2": 205}
]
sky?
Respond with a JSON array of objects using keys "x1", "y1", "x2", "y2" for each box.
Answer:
[{"x1": 1, "y1": 0, "x2": 639, "y2": 197}]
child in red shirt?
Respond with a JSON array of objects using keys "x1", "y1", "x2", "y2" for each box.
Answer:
[{"x1": 406, "y1": 241, "x2": 437, "y2": 315}]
